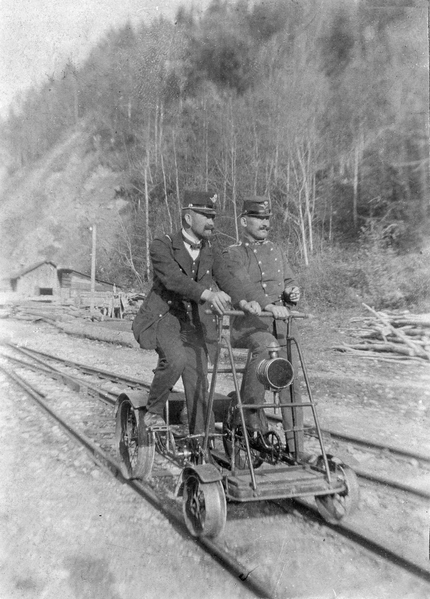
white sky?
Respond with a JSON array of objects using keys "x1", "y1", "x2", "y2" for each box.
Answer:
[
  {"x1": 0, "y1": 0, "x2": 208, "y2": 117},
  {"x1": 0, "y1": 1, "x2": 428, "y2": 119}
]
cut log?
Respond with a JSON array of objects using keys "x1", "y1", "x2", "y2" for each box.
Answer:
[
  {"x1": 362, "y1": 303, "x2": 430, "y2": 360},
  {"x1": 53, "y1": 321, "x2": 136, "y2": 347},
  {"x1": 392, "y1": 318, "x2": 430, "y2": 328}
]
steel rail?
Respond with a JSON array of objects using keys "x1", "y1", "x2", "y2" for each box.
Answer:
[
  {"x1": 0, "y1": 362, "x2": 274, "y2": 599},
  {"x1": 0, "y1": 351, "x2": 116, "y2": 407},
  {"x1": 3, "y1": 345, "x2": 430, "y2": 501},
  {"x1": 7, "y1": 342, "x2": 430, "y2": 467},
  {"x1": 354, "y1": 468, "x2": 430, "y2": 500},
  {"x1": 302, "y1": 422, "x2": 430, "y2": 465},
  {"x1": 2, "y1": 359, "x2": 429, "y2": 590},
  {"x1": 280, "y1": 499, "x2": 430, "y2": 586},
  {"x1": 3, "y1": 341, "x2": 148, "y2": 390}
]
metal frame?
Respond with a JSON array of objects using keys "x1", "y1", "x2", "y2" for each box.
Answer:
[{"x1": 202, "y1": 311, "x2": 339, "y2": 498}]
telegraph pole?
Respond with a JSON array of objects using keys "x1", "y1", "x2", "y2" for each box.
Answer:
[{"x1": 90, "y1": 224, "x2": 97, "y2": 314}]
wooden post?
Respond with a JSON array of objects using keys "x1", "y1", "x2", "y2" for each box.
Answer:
[{"x1": 90, "y1": 224, "x2": 97, "y2": 314}]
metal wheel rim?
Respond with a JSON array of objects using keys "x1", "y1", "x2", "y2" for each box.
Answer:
[
  {"x1": 125, "y1": 406, "x2": 139, "y2": 468},
  {"x1": 315, "y1": 464, "x2": 360, "y2": 523},
  {"x1": 116, "y1": 399, "x2": 155, "y2": 480},
  {"x1": 183, "y1": 474, "x2": 226, "y2": 538},
  {"x1": 116, "y1": 399, "x2": 138, "y2": 475}
]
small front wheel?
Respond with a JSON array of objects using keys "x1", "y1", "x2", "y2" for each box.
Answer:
[
  {"x1": 115, "y1": 398, "x2": 154, "y2": 480},
  {"x1": 182, "y1": 473, "x2": 226, "y2": 538},
  {"x1": 315, "y1": 463, "x2": 360, "y2": 524}
]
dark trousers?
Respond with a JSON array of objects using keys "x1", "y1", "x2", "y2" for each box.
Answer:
[
  {"x1": 146, "y1": 313, "x2": 212, "y2": 435},
  {"x1": 232, "y1": 324, "x2": 304, "y2": 453}
]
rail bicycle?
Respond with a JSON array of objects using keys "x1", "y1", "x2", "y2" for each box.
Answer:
[{"x1": 115, "y1": 310, "x2": 360, "y2": 538}]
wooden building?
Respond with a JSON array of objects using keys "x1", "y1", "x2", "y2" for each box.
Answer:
[
  {"x1": 9, "y1": 261, "x2": 59, "y2": 296},
  {"x1": 7, "y1": 262, "x2": 121, "y2": 303},
  {"x1": 57, "y1": 268, "x2": 121, "y2": 303}
]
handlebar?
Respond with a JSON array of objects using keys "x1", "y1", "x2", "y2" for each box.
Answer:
[{"x1": 205, "y1": 309, "x2": 310, "y2": 319}]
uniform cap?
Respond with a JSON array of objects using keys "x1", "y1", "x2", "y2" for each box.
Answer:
[
  {"x1": 241, "y1": 196, "x2": 272, "y2": 217},
  {"x1": 182, "y1": 190, "x2": 218, "y2": 215}
]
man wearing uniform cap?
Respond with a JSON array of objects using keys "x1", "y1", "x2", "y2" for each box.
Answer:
[
  {"x1": 132, "y1": 190, "x2": 259, "y2": 435},
  {"x1": 223, "y1": 196, "x2": 304, "y2": 455}
]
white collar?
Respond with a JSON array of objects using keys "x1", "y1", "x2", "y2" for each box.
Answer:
[{"x1": 181, "y1": 228, "x2": 200, "y2": 244}]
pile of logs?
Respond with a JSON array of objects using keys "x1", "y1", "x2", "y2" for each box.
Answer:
[
  {"x1": 1, "y1": 292, "x2": 144, "y2": 323},
  {"x1": 1, "y1": 298, "x2": 136, "y2": 346},
  {"x1": 5, "y1": 300, "x2": 80, "y2": 323},
  {"x1": 334, "y1": 303, "x2": 430, "y2": 363}
]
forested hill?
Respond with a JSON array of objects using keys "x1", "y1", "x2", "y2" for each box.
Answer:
[{"x1": 0, "y1": 0, "x2": 429, "y2": 309}]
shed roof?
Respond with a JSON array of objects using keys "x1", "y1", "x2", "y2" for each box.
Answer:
[
  {"x1": 10, "y1": 261, "x2": 57, "y2": 280},
  {"x1": 57, "y1": 267, "x2": 121, "y2": 288}
]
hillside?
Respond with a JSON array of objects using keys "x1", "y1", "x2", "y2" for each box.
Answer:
[
  {"x1": 0, "y1": 125, "x2": 129, "y2": 281},
  {"x1": 0, "y1": 1, "x2": 428, "y2": 307}
]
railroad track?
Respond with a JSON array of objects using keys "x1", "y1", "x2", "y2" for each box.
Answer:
[
  {"x1": 3, "y1": 341, "x2": 430, "y2": 500},
  {"x1": 1, "y1": 342, "x2": 430, "y2": 595},
  {"x1": 0, "y1": 358, "x2": 272, "y2": 598}
]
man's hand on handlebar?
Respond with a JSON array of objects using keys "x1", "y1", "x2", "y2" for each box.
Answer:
[
  {"x1": 284, "y1": 285, "x2": 300, "y2": 304},
  {"x1": 201, "y1": 290, "x2": 231, "y2": 315},
  {"x1": 265, "y1": 304, "x2": 290, "y2": 319},
  {"x1": 238, "y1": 300, "x2": 261, "y2": 315}
]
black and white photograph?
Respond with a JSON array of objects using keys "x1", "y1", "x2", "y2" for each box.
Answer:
[{"x1": 0, "y1": 1, "x2": 429, "y2": 598}]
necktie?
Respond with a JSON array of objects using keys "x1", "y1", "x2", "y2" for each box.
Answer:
[{"x1": 182, "y1": 236, "x2": 202, "y2": 251}]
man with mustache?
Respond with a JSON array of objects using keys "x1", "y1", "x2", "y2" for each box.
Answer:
[
  {"x1": 223, "y1": 196, "x2": 304, "y2": 455},
  {"x1": 132, "y1": 190, "x2": 259, "y2": 435}
]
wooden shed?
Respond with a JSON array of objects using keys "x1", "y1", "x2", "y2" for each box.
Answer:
[
  {"x1": 9, "y1": 261, "x2": 59, "y2": 296},
  {"x1": 57, "y1": 268, "x2": 120, "y2": 297},
  {"x1": 57, "y1": 268, "x2": 122, "y2": 311}
]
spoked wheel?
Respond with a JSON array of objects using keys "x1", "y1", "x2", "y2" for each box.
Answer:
[
  {"x1": 182, "y1": 473, "x2": 226, "y2": 538},
  {"x1": 115, "y1": 398, "x2": 154, "y2": 480},
  {"x1": 315, "y1": 460, "x2": 360, "y2": 524}
]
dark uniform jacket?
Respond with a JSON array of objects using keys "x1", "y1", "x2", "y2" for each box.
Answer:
[
  {"x1": 133, "y1": 230, "x2": 249, "y2": 358},
  {"x1": 223, "y1": 238, "x2": 298, "y2": 345}
]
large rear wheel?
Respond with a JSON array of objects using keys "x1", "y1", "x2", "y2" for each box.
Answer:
[
  {"x1": 115, "y1": 398, "x2": 154, "y2": 480},
  {"x1": 182, "y1": 473, "x2": 226, "y2": 538}
]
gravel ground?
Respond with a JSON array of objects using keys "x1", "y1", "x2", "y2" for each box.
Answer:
[
  {"x1": 1, "y1": 312, "x2": 429, "y2": 599},
  {"x1": 0, "y1": 358, "x2": 255, "y2": 599}
]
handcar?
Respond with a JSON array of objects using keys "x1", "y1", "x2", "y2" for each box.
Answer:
[{"x1": 115, "y1": 310, "x2": 360, "y2": 539}]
